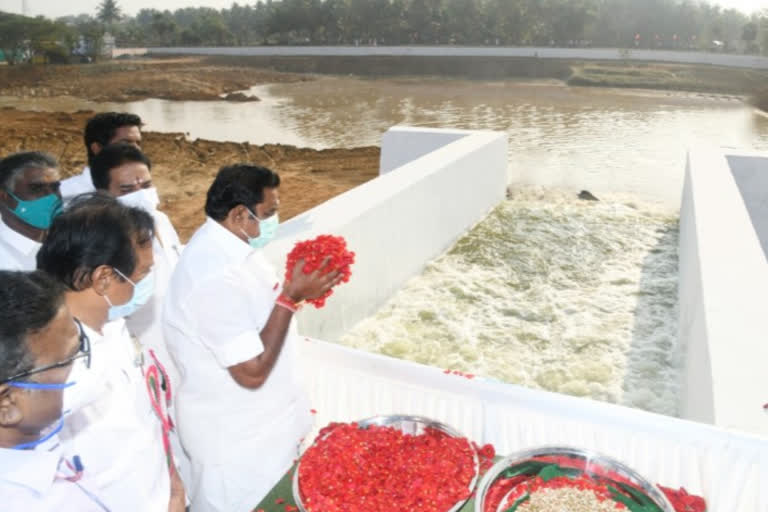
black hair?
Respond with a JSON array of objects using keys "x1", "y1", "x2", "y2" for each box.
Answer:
[
  {"x1": 90, "y1": 143, "x2": 152, "y2": 191},
  {"x1": 0, "y1": 270, "x2": 67, "y2": 382},
  {"x1": 84, "y1": 112, "x2": 143, "y2": 167},
  {"x1": 204, "y1": 164, "x2": 280, "y2": 221},
  {"x1": 0, "y1": 151, "x2": 58, "y2": 191},
  {"x1": 36, "y1": 193, "x2": 155, "y2": 291}
]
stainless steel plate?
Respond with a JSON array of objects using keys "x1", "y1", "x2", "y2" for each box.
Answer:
[
  {"x1": 292, "y1": 415, "x2": 480, "y2": 512},
  {"x1": 474, "y1": 446, "x2": 675, "y2": 512}
]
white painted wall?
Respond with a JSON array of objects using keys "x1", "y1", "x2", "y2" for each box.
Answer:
[
  {"x1": 147, "y1": 46, "x2": 768, "y2": 70},
  {"x1": 678, "y1": 150, "x2": 768, "y2": 437},
  {"x1": 379, "y1": 127, "x2": 467, "y2": 174},
  {"x1": 112, "y1": 48, "x2": 148, "y2": 58},
  {"x1": 727, "y1": 154, "x2": 768, "y2": 260},
  {"x1": 264, "y1": 127, "x2": 508, "y2": 341},
  {"x1": 298, "y1": 338, "x2": 768, "y2": 510}
]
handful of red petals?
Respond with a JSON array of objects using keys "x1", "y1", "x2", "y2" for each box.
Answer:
[{"x1": 284, "y1": 235, "x2": 354, "y2": 308}]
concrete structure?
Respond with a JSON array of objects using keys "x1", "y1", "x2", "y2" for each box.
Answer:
[
  {"x1": 678, "y1": 150, "x2": 768, "y2": 436},
  {"x1": 728, "y1": 153, "x2": 768, "y2": 259},
  {"x1": 260, "y1": 128, "x2": 768, "y2": 508},
  {"x1": 112, "y1": 47, "x2": 148, "y2": 59},
  {"x1": 147, "y1": 46, "x2": 768, "y2": 70},
  {"x1": 264, "y1": 126, "x2": 508, "y2": 341},
  {"x1": 298, "y1": 338, "x2": 767, "y2": 511},
  {"x1": 267, "y1": 128, "x2": 507, "y2": 340}
]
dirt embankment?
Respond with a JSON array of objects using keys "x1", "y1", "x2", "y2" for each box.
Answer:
[
  {"x1": 197, "y1": 54, "x2": 768, "y2": 95},
  {"x1": 3, "y1": 55, "x2": 766, "y2": 103},
  {"x1": 0, "y1": 57, "x2": 313, "y2": 102},
  {"x1": 0, "y1": 109, "x2": 380, "y2": 241}
]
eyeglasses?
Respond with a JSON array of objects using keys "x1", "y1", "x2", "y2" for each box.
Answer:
[{"x1": 0, "y1": 318, "x2": 91, "y2": 385}]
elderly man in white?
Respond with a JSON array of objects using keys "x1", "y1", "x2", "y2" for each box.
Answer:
[
  {"x1": 0, "y1": 151, "x2": 62, "y2": 271},
  {"x1": 164, "y1": 164, "x2": 341, "y2": 512}
]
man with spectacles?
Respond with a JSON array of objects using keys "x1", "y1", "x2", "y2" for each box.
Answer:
[
  {"x1": 0, "y1": 270, "x2": 108, "y2": 510},
  {"x1": 37, "y1": 195, "x2": 185, "y2": 512},
  {"x1": 0, "y1": 152, "x2": 63, "y2": 271}
]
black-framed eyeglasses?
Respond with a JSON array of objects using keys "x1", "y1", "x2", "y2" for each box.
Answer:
[{"x1": 0, "y1": 318, "x2": 91, "y2": 385}]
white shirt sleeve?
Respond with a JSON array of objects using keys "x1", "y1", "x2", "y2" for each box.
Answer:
[{"x1": 189, "y1": 273, "x2": 268, "y2": 368}]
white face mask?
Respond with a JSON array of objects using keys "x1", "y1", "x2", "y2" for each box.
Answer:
[{"x1": 117, "y1": 187, "x2": 160, "y2": 212}]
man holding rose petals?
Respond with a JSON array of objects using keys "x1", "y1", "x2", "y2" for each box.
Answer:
[{"x1": 162, "y1": 164, "x2": 342, "y2": 512}]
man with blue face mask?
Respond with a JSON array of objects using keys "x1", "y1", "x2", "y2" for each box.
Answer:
[
  {"x1": 0, "y1": 152, "x2": 63, "y2": 271},
  {"x1": 0, "y1": 270, "x2": 109, "y2": 510},
  {"x1": 37, "y1": 195, "x2": 186, "y2": 512}
]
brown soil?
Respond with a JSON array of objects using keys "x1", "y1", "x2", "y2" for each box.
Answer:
[
  {"x1": 0, "y1": 57, "x2": 313, "y2": 102},
  {"x1": 0, "y1": 108, "x2": 380, "y2": 241}
]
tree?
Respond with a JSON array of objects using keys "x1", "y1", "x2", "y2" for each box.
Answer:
[
  {"x1": 97, "y1": 0, "x2": 122, "y2": 25},
  {"x1": 741, "y1": 22, "x2": 757, "y2": 43},
  {"x1": 77, "y1": 19, "x2": 107, "y2": 60},
  {"x1": 760, "y1": 12, "x2": 768, "y2": 55},
  {"x1": 0, "y1": 12, "x2": 70, "y2": 64}
]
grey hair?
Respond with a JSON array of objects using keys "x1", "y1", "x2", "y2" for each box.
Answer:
[{"x1": 0, "y1": 151, "x2": 59, "y2": 191}]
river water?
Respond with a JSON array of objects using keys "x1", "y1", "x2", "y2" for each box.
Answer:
[
  {"x1": 5, "y1": 77, "x2": 767, "y2": 415},
  {"x1": 340, "y1": 187, "x2": 681, "y2": 415},
  {"x1": 3, "y1": 76, "x2": 767, "y2": 205}
]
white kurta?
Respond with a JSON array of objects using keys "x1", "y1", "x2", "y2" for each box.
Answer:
[
  {"x1": 163, "y1": 218, "x2": 311, "y2": 512},
  {"x1": 60, "y1": 166, "x2": 95, "y2": 203},
  {"x1": 61, "y1": 319, "x2": 171, "y2": 512},
  {"x1": 0, "y1": 437, "x2": 109, "y2": 512},
  {"x1": 126, "y1": 209, "x2": 183, "y2": 391},
  {"x1": 123, "y1": 208, "x2": 191, "y2": 488},
  {"x1": 0, "y1": 219, "x2": 41, "y2": 271}
]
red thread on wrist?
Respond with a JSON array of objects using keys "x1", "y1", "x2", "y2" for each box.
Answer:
[{"x1": 276, "y1": 294, "x2": 301, "y2": 313}]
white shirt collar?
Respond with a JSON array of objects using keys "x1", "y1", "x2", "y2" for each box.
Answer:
[
  {"x1": 0, "y1": 440, "x2": 61, "y2": 496},
  {"x1": 0, "y1": 219, "x2": 42, "y2": 259},
  {"x1": 201, "y1": 217, "x2": 254, "y2": 264}
]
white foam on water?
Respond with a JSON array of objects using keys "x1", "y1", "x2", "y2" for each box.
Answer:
[{"x1": 339, "y1": 186, "x2": 680, "y2": 416}]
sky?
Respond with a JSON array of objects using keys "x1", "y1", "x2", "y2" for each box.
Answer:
[{"x1": 0, "y1": 0, "x2": 764, "y2": 19}]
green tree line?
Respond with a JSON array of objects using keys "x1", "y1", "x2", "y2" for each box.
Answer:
[
  {"x1": 105, "y1": 0, "x2": 768, "y2": 53},
  {"x1": 2, "y1": 0, "x2": 768, "y2": 64}
]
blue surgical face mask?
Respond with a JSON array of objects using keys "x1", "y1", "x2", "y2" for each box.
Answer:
[
  {"x1": 246, "y1": 210, "x2": 279, "y2": 249},
  {"x1": 7, "y1": 191, "x2": 62, "y2": 230},
  {"x1": 7, "y1": 380, "x2": 75, "y2": 450},
  {"x1": 104, "y1": 268, "x2": 155, "y2": 321}
]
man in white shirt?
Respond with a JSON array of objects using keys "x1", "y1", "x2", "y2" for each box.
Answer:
[
  {"x1": 164, "y1": 164, "x2": 341, "y2": 512},
  {"x1": 0, "y1": 270, "x2": 108, "y2": 511},
  {"x1": 89, "y1": 143, "x2": 190, "y2": 485},
  {"x1": 0, "y1": 152, "x2": 62, "y2": 270},
  {"x1": 37, "y1": 195, "x2": 185, "y2": 512},
  {"x1": 60, "y1": 112, "x2": 143, "y2": 202},
  {"x1": 90, "y1": 143, "x2": 183, "y2": 389}
]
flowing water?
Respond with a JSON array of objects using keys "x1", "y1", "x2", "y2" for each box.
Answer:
[
  {"x1": 5, "y1": 76, "x2": 768, "y2": 415},
  {"x1": 340, "y1": 187, "x2": 680, "y2": 415}
]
